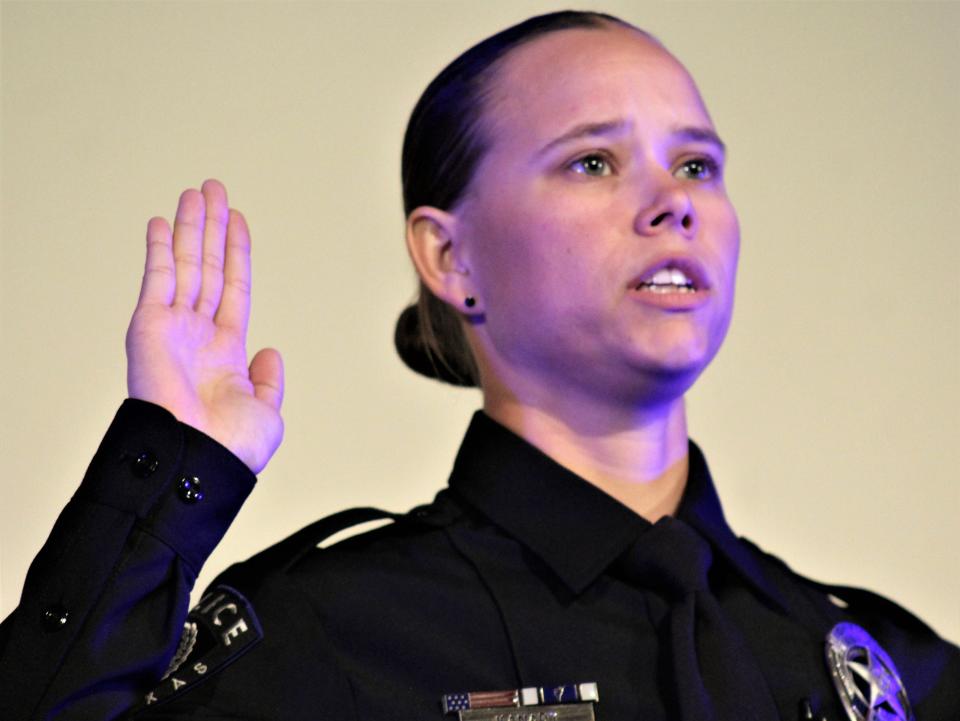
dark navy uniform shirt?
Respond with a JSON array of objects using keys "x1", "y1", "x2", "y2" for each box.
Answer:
[{"x1": 1, "y1": 400, "x2": 957, "y2": 720}]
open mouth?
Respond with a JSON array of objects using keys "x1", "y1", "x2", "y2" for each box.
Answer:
[
  {"x1": 631, "y1": 259, "x2": 708, "y2": 295},
  {"x1": 635, "y1": 267, "x2": 698, "y2": 294}
]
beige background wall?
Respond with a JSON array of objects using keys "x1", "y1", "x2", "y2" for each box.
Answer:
[{"x1": 2, "y1": 0, "x2": 957, "y2": 643}]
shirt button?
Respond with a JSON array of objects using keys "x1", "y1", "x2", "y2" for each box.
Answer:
[
  {"x1": 177, "y1": 476, "x2": 204, "y2": 504},
  {"x1": 131, "y1": 451, "x2": 159, "y2": 478},
  {"x1": 42, "y1": 605, "x2": 70, "y2": 632}
]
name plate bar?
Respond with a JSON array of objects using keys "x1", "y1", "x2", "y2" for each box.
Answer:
[{"x1": 459, "y1": 702, "x2": 596, "y2": 721}]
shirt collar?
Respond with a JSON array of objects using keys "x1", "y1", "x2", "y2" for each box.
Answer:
[{"x1": 447, "y1": 411, "x2": 788, "y2": 613}]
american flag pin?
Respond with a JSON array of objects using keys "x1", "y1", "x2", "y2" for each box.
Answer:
[{"x1": 442, "y1": 689, "x2": 520, "y2": 714}]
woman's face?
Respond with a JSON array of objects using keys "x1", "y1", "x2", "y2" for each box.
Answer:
[{"x1": 454, "y1": 25, "x2": 740, "y2": 403}]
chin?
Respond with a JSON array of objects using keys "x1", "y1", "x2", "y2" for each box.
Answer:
[
  {"x1": 619, "y1": 342, "x2": 719, "y2": 400},
  {"x1": 637, "y1": 330, "x2": 716, "y2": 368},
  {"x1": 630, "y1": 316, "x2": 727, "y2": 373},
  {"x1": 614, "y1": 365, "x2": 703, "y2": 409}
]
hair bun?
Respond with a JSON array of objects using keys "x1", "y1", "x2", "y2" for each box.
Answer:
[{"x1": 394, "y1": 304, "x2": 477, "y2": 387}]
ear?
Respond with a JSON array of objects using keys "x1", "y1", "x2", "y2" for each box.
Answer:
[{"x1": 405, "y1": 206, "x2": 480, "y2": 314}]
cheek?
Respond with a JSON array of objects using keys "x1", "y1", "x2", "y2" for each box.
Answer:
[
  {"x1": 467, "y1": 196, "x2": 577, "y2": 300},
  {"x1": 475, "y1": 227, "x2": 560, "y2": 318},
  {"x1": 462, "y1": 175, "x2": 621, "y2": 320},
  {"x1": 704, "y1": 197, "x2": 741, "y2": 279},
  {"x1": 725, "y1": 212, "x2": 741, "y2": 284}
]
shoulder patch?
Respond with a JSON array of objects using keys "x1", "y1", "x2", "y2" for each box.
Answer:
[{"x1": 135, "y1": 585, "x2": 263, "y2": 710}]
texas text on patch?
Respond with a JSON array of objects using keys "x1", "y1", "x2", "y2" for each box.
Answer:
[{"x1": 136, "y1": 585, "x2": 263, "y2": 709}]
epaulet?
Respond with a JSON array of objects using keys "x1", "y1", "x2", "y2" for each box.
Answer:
[
  {"x1": 800, "y1": 577, "x2": 939, "y2": 637},
  {"x1": 739, "y1": 536, "x2": 939, "y2": 637},
  {"x1": 215, "y1": 506, "x2": 401, "y2": 589}
]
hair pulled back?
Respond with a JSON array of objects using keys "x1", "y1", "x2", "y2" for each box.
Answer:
[{"x1": 394, "y1": 10, "x2": 631, "y2": 386}]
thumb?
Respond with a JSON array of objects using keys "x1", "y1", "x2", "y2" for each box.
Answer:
[{"x1": 250, "y1": 347, "x2": 284, "y2": 410}]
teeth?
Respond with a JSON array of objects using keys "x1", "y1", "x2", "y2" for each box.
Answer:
[
  {"x1": 640, "y1": 284, "x2": 695, "y2": 293},
  {"x1": 650, "y1": 269, "x2": 674, "y2": 285},
  {"x1": 637, "y1": 266, "x2": 696, "y2": 292}
]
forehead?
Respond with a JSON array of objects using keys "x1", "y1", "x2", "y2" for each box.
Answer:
[{"x1": 483, "y1": 26, "x2": 712, "y2": 146}]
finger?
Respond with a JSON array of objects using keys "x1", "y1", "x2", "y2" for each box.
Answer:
[
  {"x1": 250, "y1": 347, "x2": 284, "y2": 411},
  {"x1": 215, "y1": 208, "x2": 252, "y2": 333},
  {"x1": 196, "y1": 179, "x2": 229, "y2": 317},
  {"x1": 137, "y1": 216, "x2": 176, "y2": 307},
  {"x1": 172, "y1": 188, "x2": 205, "y2": 308}
]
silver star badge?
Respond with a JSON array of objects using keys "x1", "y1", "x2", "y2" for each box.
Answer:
[{"x1": 825, "y1": 622, "x2": 914, "y2": 721}]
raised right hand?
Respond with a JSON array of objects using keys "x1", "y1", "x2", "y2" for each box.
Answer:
[{"x1": 125, "y1": 180, "x2": 284, "y2": 473}]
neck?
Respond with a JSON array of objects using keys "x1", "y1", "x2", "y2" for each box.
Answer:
[{"x1": 483, "y1": 385, "x2": 690, "y2": 522}]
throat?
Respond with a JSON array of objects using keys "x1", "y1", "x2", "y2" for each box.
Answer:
[
  {"x1": 481, "y1": 382, "x2": 692, "y2": 521},
  {"x1": 590, "y1": 453, "x2": 689, "y2": 522}
]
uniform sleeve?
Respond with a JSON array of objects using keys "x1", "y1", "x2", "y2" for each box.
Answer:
[{"x1": 0, "y1": 399, "x2": 256, "y2": 721}]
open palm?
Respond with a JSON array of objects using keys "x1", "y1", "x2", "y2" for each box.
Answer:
[{"x1": 125, "y1": 180, "x2": 283, "y2": 473}]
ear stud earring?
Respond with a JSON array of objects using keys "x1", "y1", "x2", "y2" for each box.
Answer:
[{"x1": 464, "y1": 296, "x2": 476, "y2": 308}]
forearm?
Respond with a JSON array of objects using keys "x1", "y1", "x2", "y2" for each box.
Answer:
[{"x1": 0, "y1": 399, "x2": 255, "y2": 721}]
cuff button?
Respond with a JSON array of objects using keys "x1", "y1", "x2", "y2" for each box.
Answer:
[
  {"x1": 42, "y1": 605, "x2": 70, "y2": 632},
  {"x1": 177, "y1": 476, "x2": 204, "y2": 504},
  {"x1": 132, "y1": 451, "x2": 159, "y2": 478}
]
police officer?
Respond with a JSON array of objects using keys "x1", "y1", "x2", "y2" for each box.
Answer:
[{"x1": 1, "y1": 11, "x2": 957, "y2": 721}]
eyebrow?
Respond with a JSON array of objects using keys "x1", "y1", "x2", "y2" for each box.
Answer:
[
  {"x1": 535, "y1": 119, "x2": 630, "y2": 158},
  {"x1": 535, "y1": 119, "x2": 727, "y2": 157},
  {"x1": 670, "y1": 126, "x2": 727, "y2": 155}
]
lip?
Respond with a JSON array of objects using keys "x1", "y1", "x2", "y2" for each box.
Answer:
[{"x1": 626, "y1": 254, "x2": 712, "y2": 311}]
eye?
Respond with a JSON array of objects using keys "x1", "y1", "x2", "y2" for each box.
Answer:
[
  {"x1": 569, "y1": 153, "x2": 613, "y2": 177},
  {"x1": 675, "y1": 156, "x2": 721, "y2": 181}
]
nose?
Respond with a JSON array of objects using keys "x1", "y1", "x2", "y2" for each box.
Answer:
[{"x1": 634, "y1": 175, "x2": 698, "y2": 239}]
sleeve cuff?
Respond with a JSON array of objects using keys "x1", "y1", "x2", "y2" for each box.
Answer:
[{"x1": 77, "y1": 398, "x2": 257, "y2": 573}]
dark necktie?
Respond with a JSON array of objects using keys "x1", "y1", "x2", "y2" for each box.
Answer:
[{"x1": 621, "y1": 516, "x2": 780, "y2": 721}]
